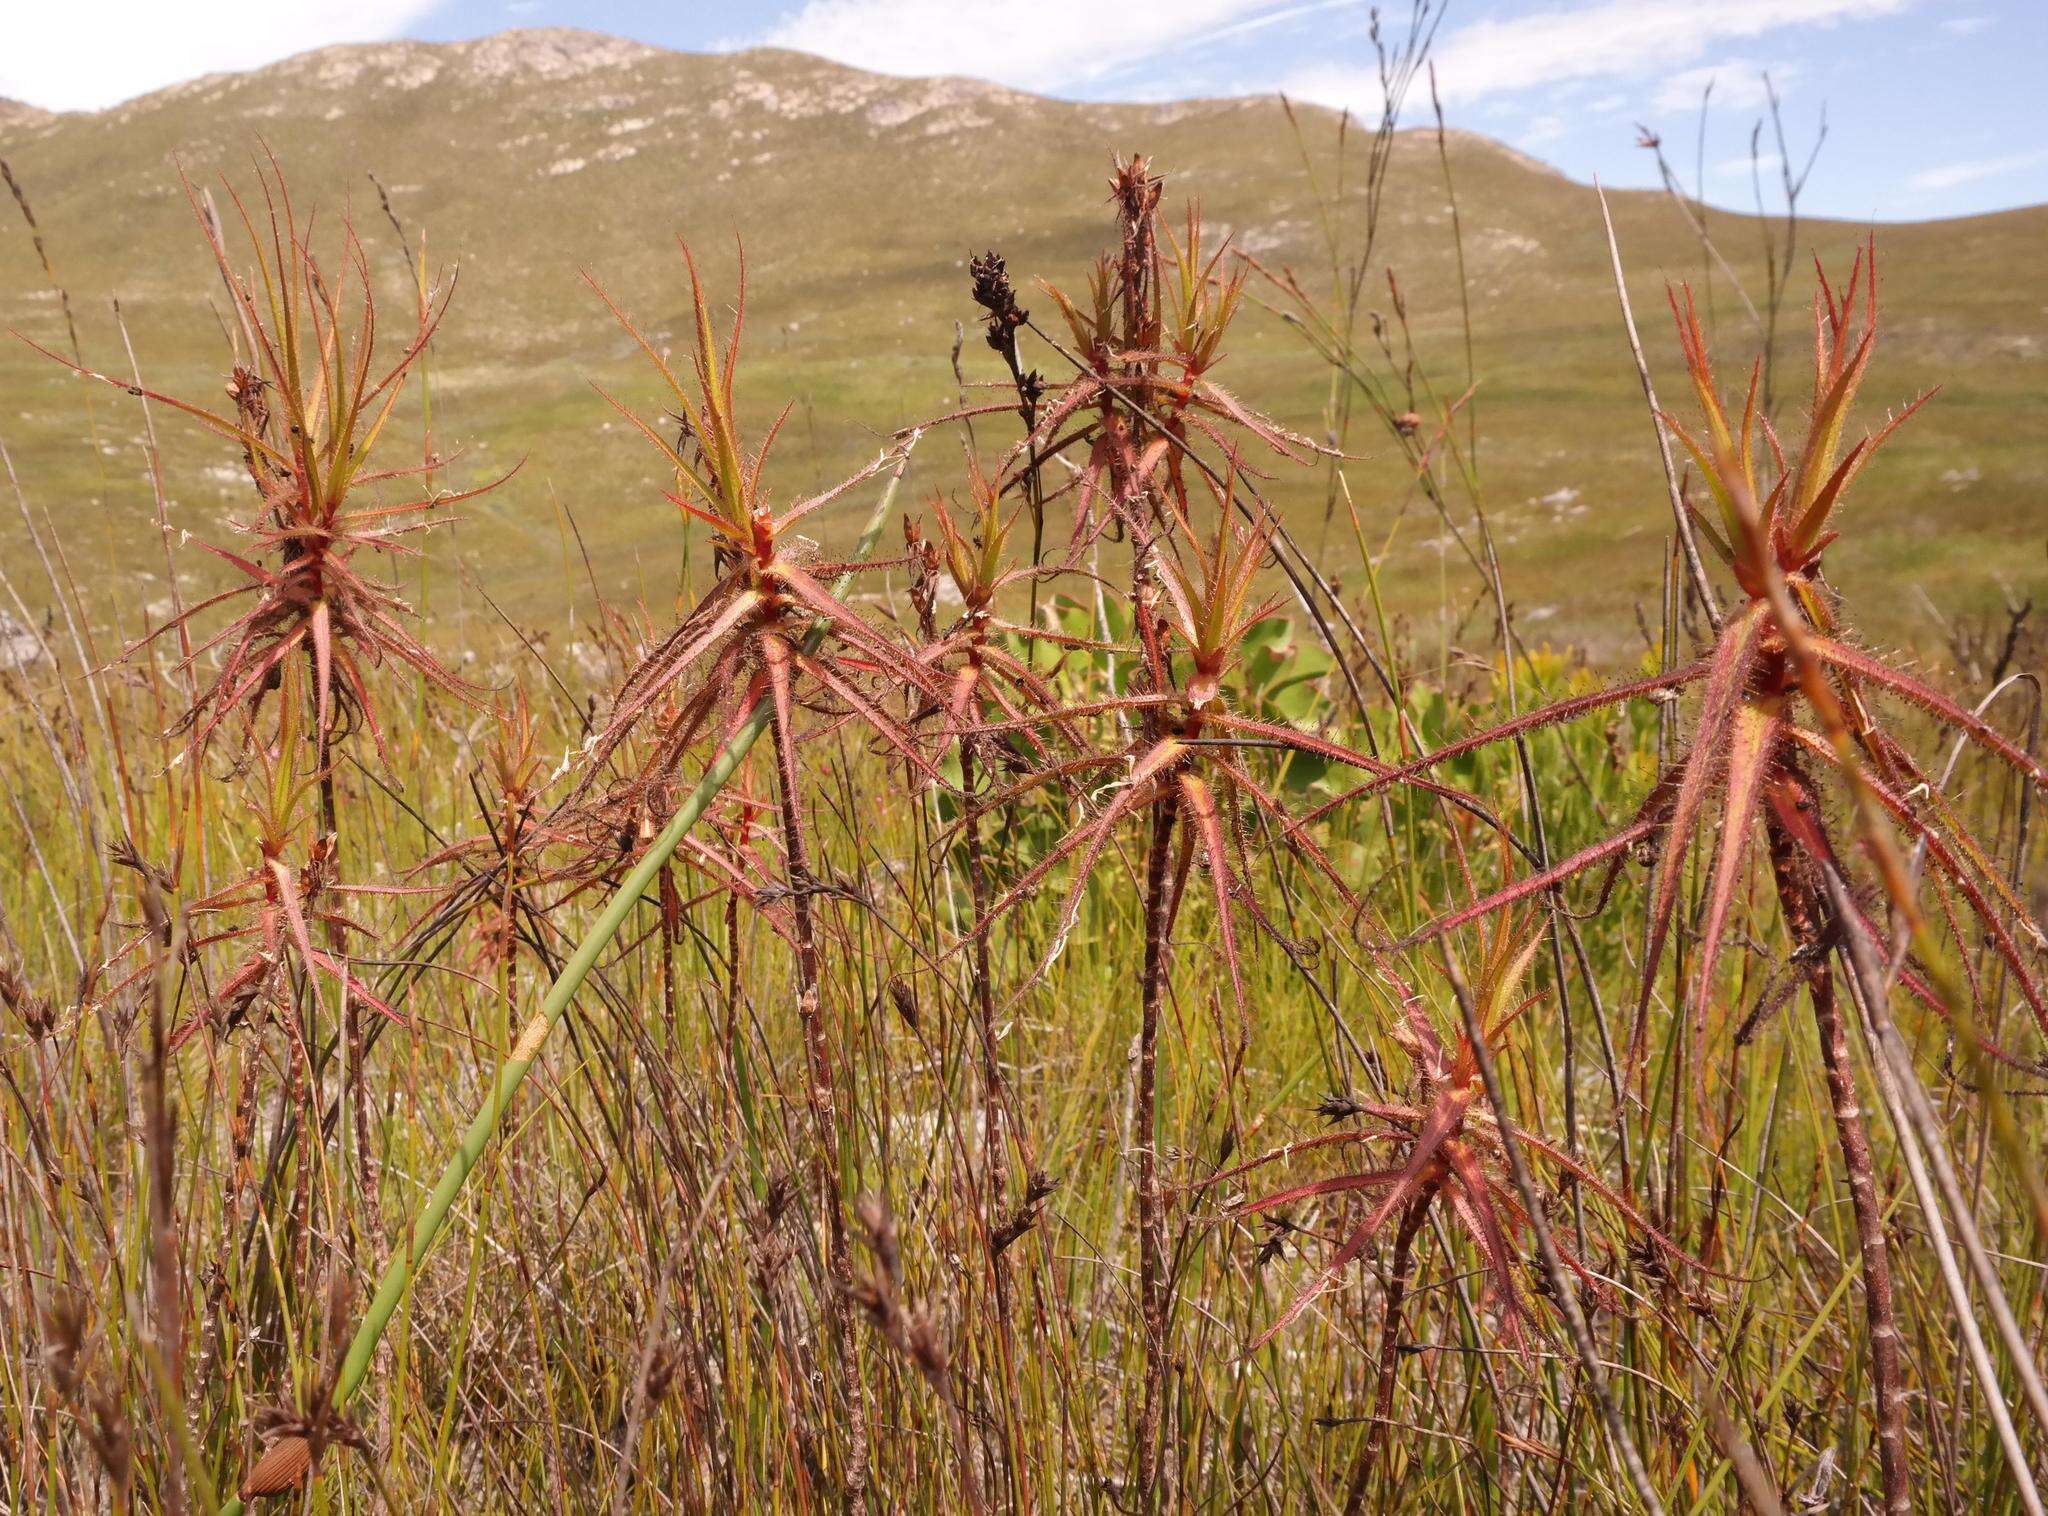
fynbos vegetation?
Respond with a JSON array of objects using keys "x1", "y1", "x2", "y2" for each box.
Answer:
[{"x1": 2, "y1": 52, "x2": 2044, "y2": 1516}]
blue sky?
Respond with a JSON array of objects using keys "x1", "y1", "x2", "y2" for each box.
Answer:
[{"x1": 5, "y1": 1, "x2": 2044, "y2": 221}]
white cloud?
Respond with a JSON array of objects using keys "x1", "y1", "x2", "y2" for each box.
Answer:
[
  {"x1": 760, "y1": 0, "x2": 1301, "y2": 92},
  {"x1": 1193, "y1": 0, "x2": 1359, "y2": 48},
  {"x1": 1280, "y1": 0, "x2": 1902, "y2": 118},
  {"x1": 1274, "y1": 63, "x2": 1389, "y2": 121},
  {"x1": 1519, "y1": 113, "x2": 1569, "y2": 146},
  {"x1": 1940, "y1": 15, "x2": 1992, "y2": 34},
  {"x1": 1652, "y1": 60, "x2": 1794, "y2": 114},
  {"x1": 1423, "y1": 0, "x2": 1908, "y2": 102},
  {"x1": 1712, "y1": 150, "x2": 1785, "y2": 180},
  {"x1": 1907, "y1": 148, "x2": 2048, "y2": 193},
  {"x1": 0, "y1": 0, "x2": 441, "y2": 111}
]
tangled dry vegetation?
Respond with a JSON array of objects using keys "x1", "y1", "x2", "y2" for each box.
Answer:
[{"x1": 2, "y1": 81, "x2": 2046, "y2": 1516}]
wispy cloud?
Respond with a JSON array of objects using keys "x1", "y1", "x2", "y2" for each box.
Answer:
[
  {"x1": 1190, "y1": 0, "x2": 1359, "y2": 49},
  {"x1": 0, "y1": 0, "x2": 440, "y2": 111},
  {"x1": 1279, "y1": 0, "x2": 1904, "y2": 119},
  {"x1": 760, "y1": 0, "x2": 1301, "y2": 92},
  {"x1": 1652, "y1": 61, "x2": 1794, "y2": 115},
  {"x1": 1940, "y1": 15, "x2": 1992, "y2": 35},
  {"x1": 1907, "y1": 148, "x2": 2048, "y2": 193},
  {"x1": 1424, "y1": 0, "x2": 1907, "y2": 102},
  {"x1": 1712, "y1": 151, "x2": 1785, "y2": 180}
]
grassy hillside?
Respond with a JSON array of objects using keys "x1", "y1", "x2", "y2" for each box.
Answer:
[{"x1": 2, "y1": 28, "x2": 2042, "y2": 650}]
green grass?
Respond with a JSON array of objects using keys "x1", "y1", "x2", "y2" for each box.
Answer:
[{"x1": 4, "y1": 614, "x2": 2042, "y2": 1509}]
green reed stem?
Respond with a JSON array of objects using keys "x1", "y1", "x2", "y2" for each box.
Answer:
[{"x1": 216, "y1": 441, "x2": 915, "y2": 1516}]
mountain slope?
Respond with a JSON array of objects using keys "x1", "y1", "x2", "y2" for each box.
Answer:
[{"x1": 2, "y1": 29, "x2": 2040, "y2": 646}]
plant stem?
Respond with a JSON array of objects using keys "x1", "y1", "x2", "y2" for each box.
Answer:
[
  {"x1": 959, "y1": 734, "x2": 1012, "y2": 1307},
  {"x1": 1594, "y1": 183, "x2": 1722, "y2": 633},
  {"x1": 1763, "y1": 790, "x2": 1910, "y2": 1515},
  {"x1": 1439, "y1": 958, "x2": 1667, "y2": 1514},
  {"x1": 1134, "y1": 793, "x2": 1179, "y2": 1511},
  {"x1": 1823, "y1": 861, "x2": 2047, "y2": 1505},
  {"x1": 765, "y1": 631, "x2": 870, "y2": 1504},
  {"x1": 141, "y1": 884, "x2": 186, "y2": 1516},
  {"x1": 1804, "y1": 961, "x2": 1912, "y2": 1512},
  {"x1": 319, "y1": 729, "x2": 375, "y2": 1247},
  {"x1": 959, "y1": 731, "x2": 1023, "y2": 1499},
  {"x1": 1345, "y1": 1187, "x2": 1432, "y2": 1512}
]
